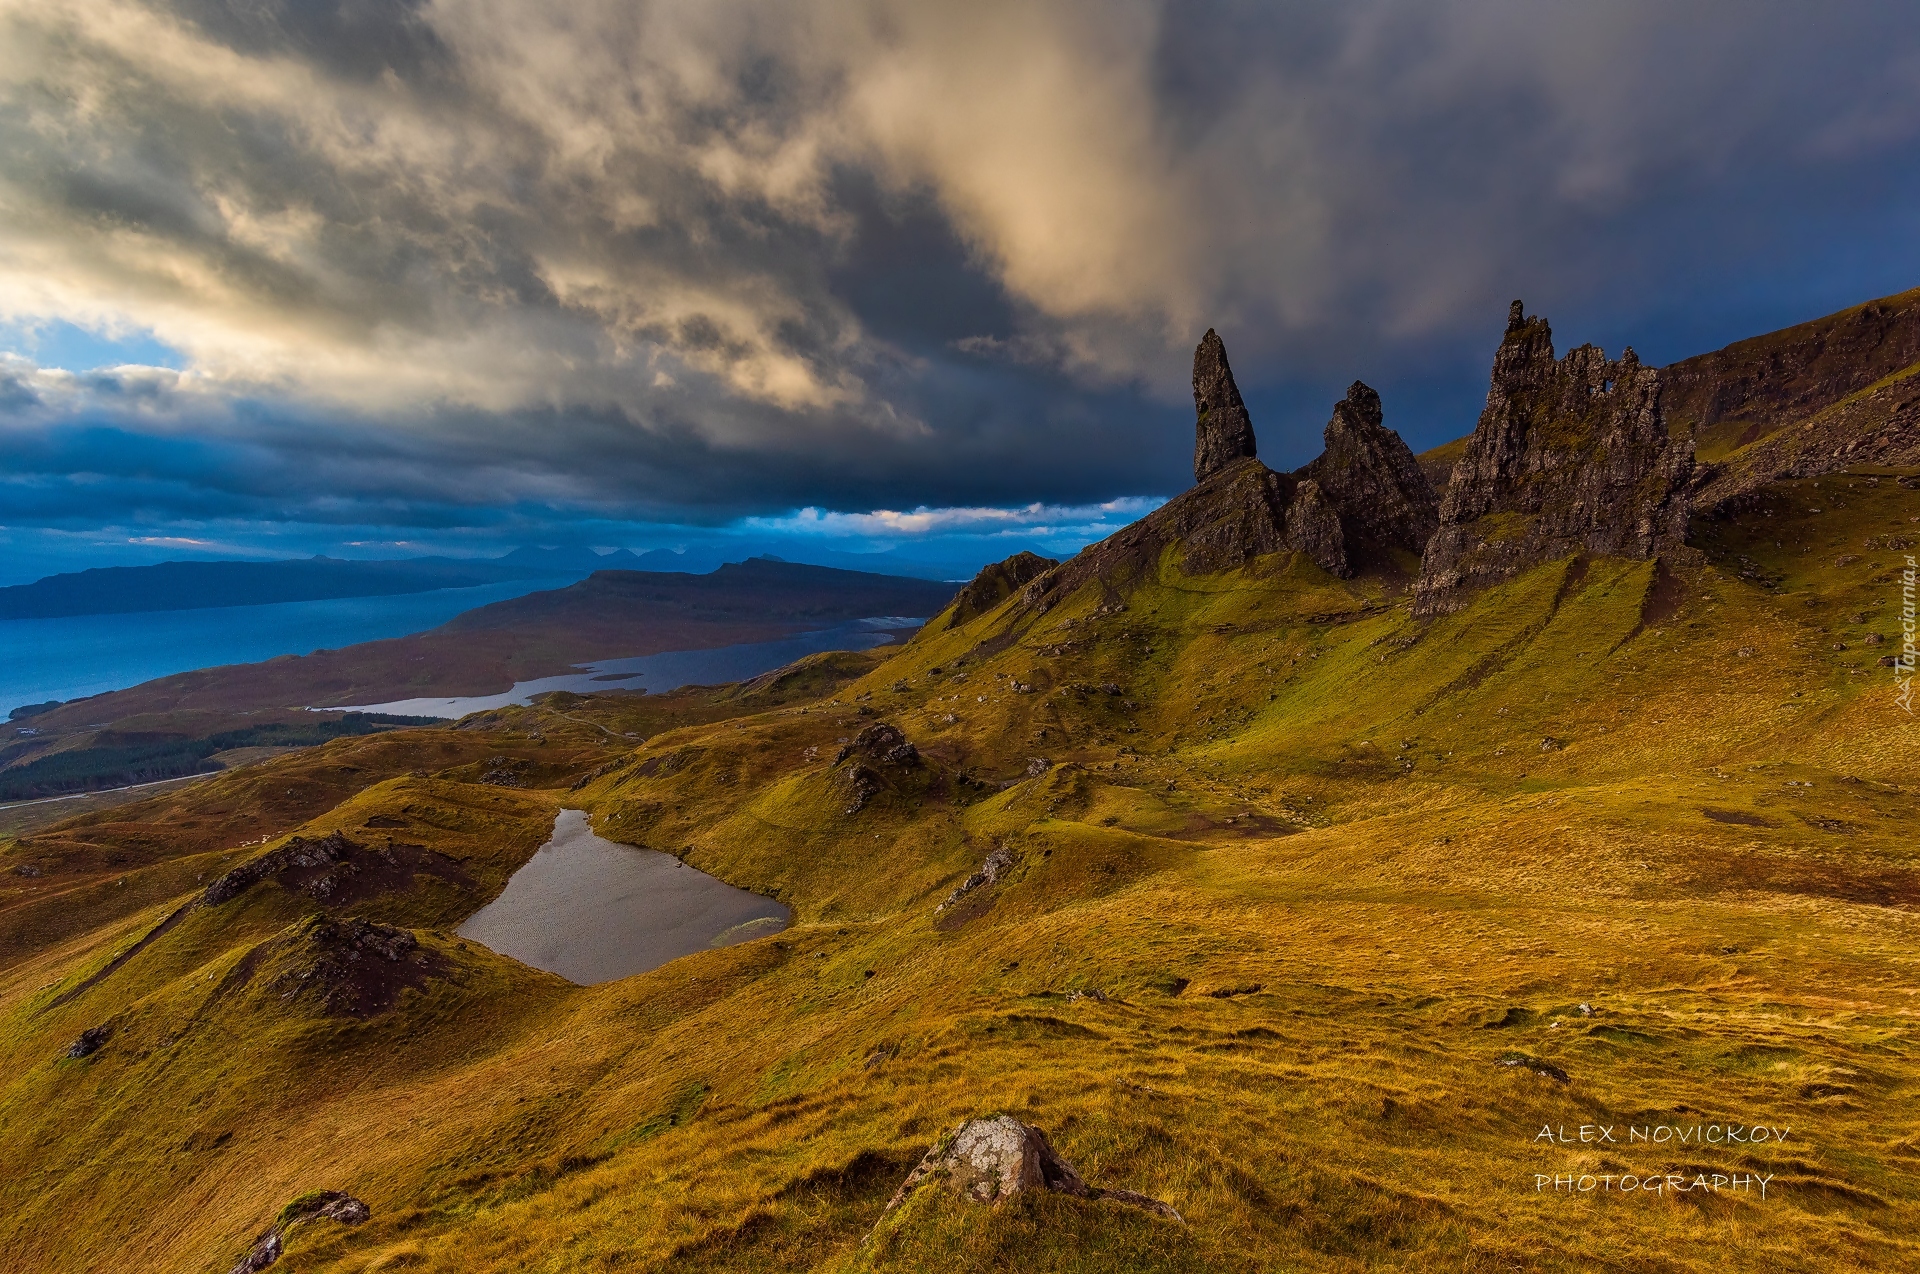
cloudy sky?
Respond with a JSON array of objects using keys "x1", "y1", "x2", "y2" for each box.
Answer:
[{"x1": 3, "y1": 0, "x2": 1919, "y2": 582}]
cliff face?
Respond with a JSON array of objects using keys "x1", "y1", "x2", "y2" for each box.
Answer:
[
  {"x1": 1412, "y1": 302, "x2": 1692, "y2": 617},
  {"x1": 1665, "y1": 286, "x2": 1920, "y2": 445},
  {"x1": 1667, "y1": 287, "x2": 1920, "y2": 510},
  {"x1": 1298, "y1": 381, "x2": 1439, "y2": 569}
]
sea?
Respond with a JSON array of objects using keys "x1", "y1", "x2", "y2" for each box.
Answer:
[{"x1": 0, "y1": 578, "x2": 580, "y2": 716}]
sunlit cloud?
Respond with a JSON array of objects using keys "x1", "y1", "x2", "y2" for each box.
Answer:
[
  {"x1": 1, "y1": 0, "x2": 1918, "y2": 564},
  {"x1": 745, "y1": 497, "x2": 1166, "y2": 539}
]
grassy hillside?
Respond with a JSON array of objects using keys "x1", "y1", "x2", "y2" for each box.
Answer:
[{"x1": 1, "y1": 476, "x2": 1916, "y2": 1273}]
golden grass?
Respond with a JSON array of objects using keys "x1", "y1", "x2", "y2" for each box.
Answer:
[{"x1": 1, "y1": 474, "x2": 1917, "y2": 1272}]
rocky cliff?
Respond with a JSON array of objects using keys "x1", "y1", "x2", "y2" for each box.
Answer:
[
  {"x1": 1669, "y1": 286, "x2": 1920, "y2": 511},
  {"x1": 1412, "y1": 302, "x2": 1692, "y2": 617},
  {"x1": 1298, "y1": 381, "x2": 1440, "y2": 570},
  {"x1": 1666, "y1": 286, "x2": 1920, "y2": 445}
]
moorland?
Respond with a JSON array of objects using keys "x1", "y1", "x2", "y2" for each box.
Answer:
[{"x1": 2, "y1": 289, "x2": 1917, "y2": 1274}]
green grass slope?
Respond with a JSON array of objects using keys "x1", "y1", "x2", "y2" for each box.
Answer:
[{"x1": 1, "y1": 477, "x2": 1916, "y2": 1273}]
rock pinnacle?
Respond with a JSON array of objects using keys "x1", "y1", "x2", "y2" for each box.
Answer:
[{"x1": 1192, "y1": 329, "x2": 1258, "y2": 483}]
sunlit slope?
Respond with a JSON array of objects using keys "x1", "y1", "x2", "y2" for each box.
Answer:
[{"x1": 0, "y1": 476, "x2": 1916, "y2": 1272}]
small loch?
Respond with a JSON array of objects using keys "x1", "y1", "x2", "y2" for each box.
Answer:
[{"x1": 457, "y1": 809, "x2": 789, "y2": 984}]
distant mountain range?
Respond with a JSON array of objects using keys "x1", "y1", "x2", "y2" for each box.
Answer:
[
  {"x1": 0, "y1": 549, "x2": 623, "y2": 620},
  {"x1": 0, "y1": 543, "x2": 1023, "y2": 621}
]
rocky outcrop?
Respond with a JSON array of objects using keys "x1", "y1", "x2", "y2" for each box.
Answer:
[
  {"x1": 1192, "y1": 329, "x2": 1259, "y2": 482},
  {"x1": 885, "y1": 1115, "x2": 1181, "y2": 1221},
  {"x1": 1412, "y1": 302, "x2": 1692, "y2": 616},
  {"x1": 1008, "y1": 330, "x2": 1420, "y2": 615},
  {"x1": 937, "y1": 845, "x2": 1018, "y2": 913},
  {"x1": 202, "y1": 830, "x2": 471, "y2": 911},
  {"x1": 266, "y1": 916, "x2": 439, "y2": 1018},
  {"x1": 229, "y1": 1192, "x2": 370, "y2": 1274},
  {"x1": 1298, "y1": 381, "x2": 1440, "y2": 569},
  {"x1": 204, "y1": 832, "x2": 359, "y2": 905},
  {"x1": 478, "y1": 755, "x2": 531, "y2": 787},
  {"x1": 66, "y1": 1025, "x2": 109, "y2": 1059},
  {"x1": 944, "y1": 552, "x2": 1059, "y2": 629},
  {"x1": 834, "y1": 722, "x2": 920, "y2": 814},
  {"x1": 837, "y1": 723, "x2": 919, "y2": 768},
  {"x1": 1023, "y1": 457, "x2": 1349, "y2": 612}
]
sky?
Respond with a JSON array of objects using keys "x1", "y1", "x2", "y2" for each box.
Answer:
[{"x1": 3, "y1": 0, "x2": 1920, "y2": 585}]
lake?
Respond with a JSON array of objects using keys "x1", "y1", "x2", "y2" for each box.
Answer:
[
  {"x1": 0, "y1": 577, "x2": 582, "y2": 715},
  {"x1": 339, "y1": 616, "x2": 923, "y2": 717},
  {"x1": 458, "y1": 809, "x2": 790, "y2": 984}
]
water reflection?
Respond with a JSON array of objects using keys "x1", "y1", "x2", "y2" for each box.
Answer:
[{"x1": 457, "y1": 810, "x2": 790, "y2": 984}]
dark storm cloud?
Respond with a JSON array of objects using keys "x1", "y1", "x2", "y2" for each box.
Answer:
[{"x1": 2, "y1": 0, "x2": 1919, "y2": 540}]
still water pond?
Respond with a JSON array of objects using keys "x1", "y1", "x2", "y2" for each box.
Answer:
[{"x1": 458, "y1": 809, "x2": 789, "y2": 985}]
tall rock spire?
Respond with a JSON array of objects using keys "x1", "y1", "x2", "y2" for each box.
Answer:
[{"x1": 1192, "y1": 329, "x2": 1258, "y2": 483}]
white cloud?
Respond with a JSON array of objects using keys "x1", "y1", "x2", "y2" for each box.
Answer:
[{"x1": 744, "y1": 496, "x2": 1165, "y2": 539}]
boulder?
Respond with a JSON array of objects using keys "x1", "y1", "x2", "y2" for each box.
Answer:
[
  {"x1": 1413, "y1": 302, "x2": 1692, "y2": 616},
  {"x1": 1298, "y1": 381, "x2": 1440, "y2": 568},
  {"x1": 885, "y1": 1115, "x2": 1181, "y2": 1221}
]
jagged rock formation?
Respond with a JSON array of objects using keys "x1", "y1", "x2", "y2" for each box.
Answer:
[
  {"x1": 1016, "y1": 330, "x2": 1360, "y2": 613},
  {"x1": 1020, "y1": 457, "x2": 1349, "y2": 613},
  {"x1": 230, "y1": 1192, "x2": 370, "y2": 1273},
  {"x1": 943, "y1": 552, "x2": 1058, "y2": 629},
  {"x1": 1298, "y1": 381, "x2": 1440, "y2": 569},
  {"x1": 1412, "y1": 302, "x2": 1692, "y2": 616},
  {"x1": 884, "y1": 1115, "x2": 1181, "y2": 1221},
  {"x1": 1193, "y1": 329, "x2": 1259, "y2": 482},
  {"x1": 1666, "y1": 286, "x2": 1920, "y2": 510}
]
